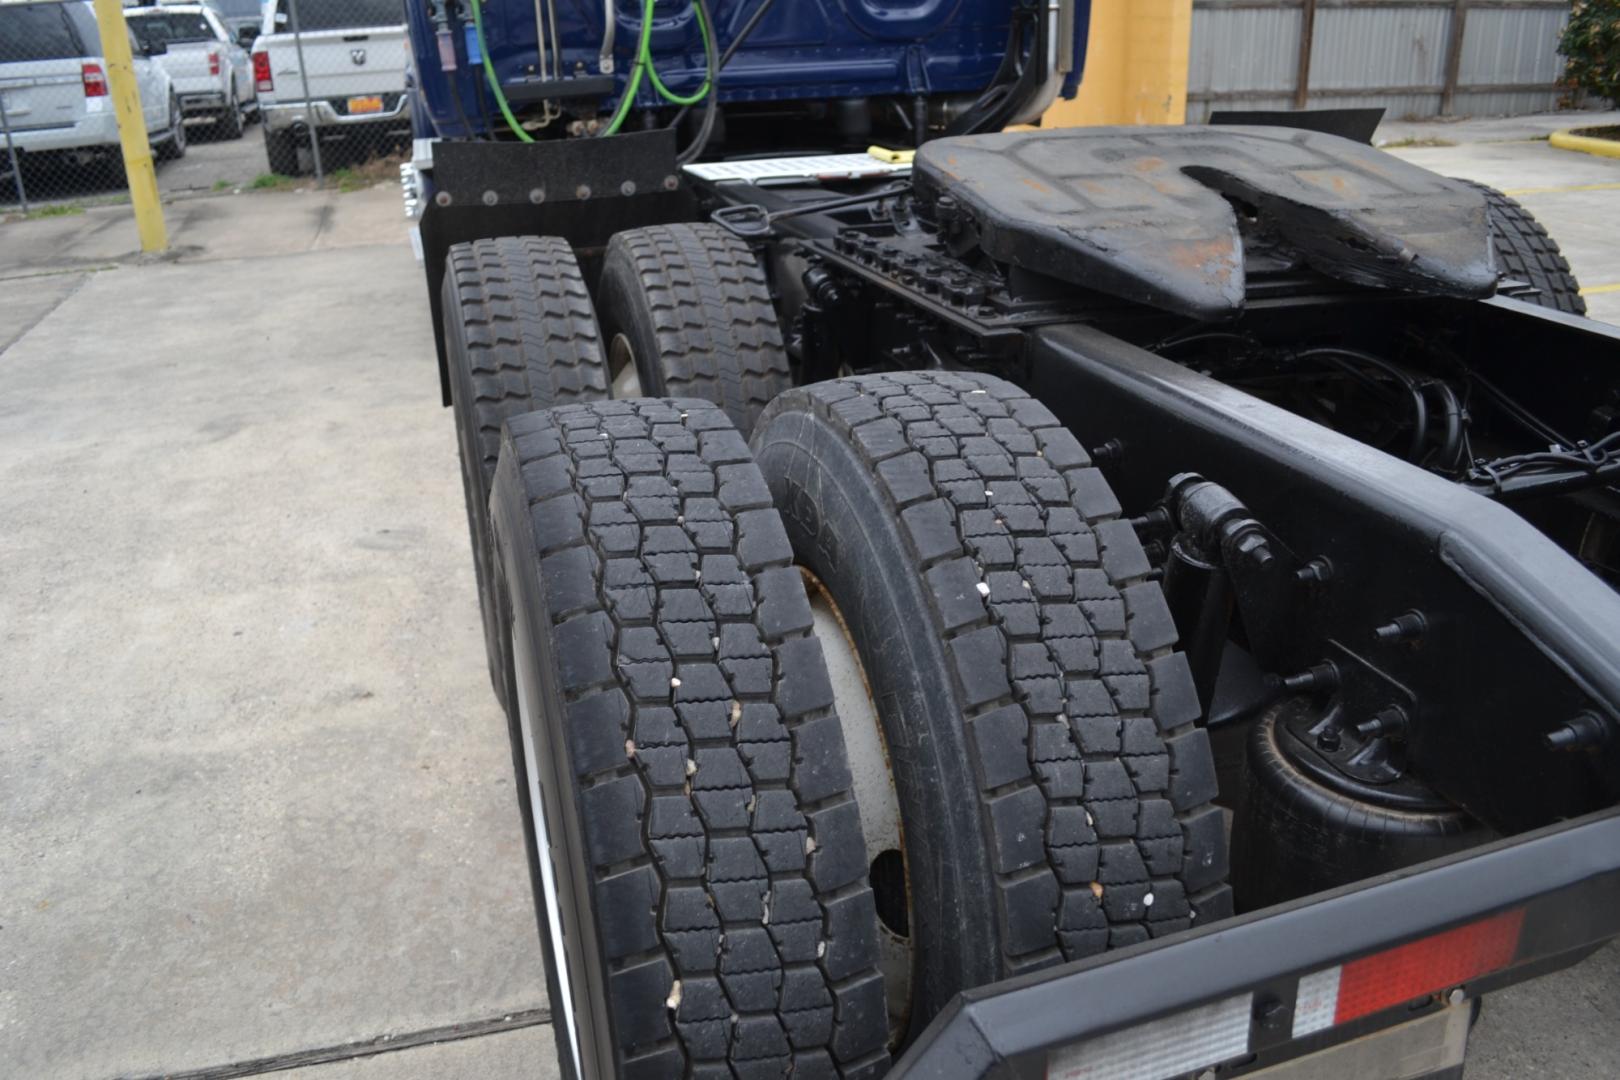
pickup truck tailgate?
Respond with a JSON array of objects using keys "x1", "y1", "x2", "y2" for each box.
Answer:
[{"x1": 262, "y1": 6, "x2": 405, "y2": 103}]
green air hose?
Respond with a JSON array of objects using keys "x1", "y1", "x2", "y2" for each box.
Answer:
[
  {"x1": 471, "y1": 0, "x2": 713, "y2": 142},
  {"x1": 468, "y1": 0, "x2": 534, "y2": 142},
  {"x1": 603, "y1": 0, "x2": 713, "y2": 136}
]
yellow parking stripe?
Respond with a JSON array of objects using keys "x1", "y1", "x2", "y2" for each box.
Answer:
[
  {"x1": 1501, "y1": 182, "x2": 1620, "y2": 197},
  {"x1": 1579, "y1": 283, "x2": 1620, "y2": 296}
]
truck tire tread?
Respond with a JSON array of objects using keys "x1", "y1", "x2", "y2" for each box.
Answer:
[
  {"x1": 1461, "y1": 179, "x2": 1587, "y2": 316},
  {"x1": 443, "y1": 236, "x2": 607, "y2": 708},
  {"x1": 752, "y1": 372, "x2": 1231, "y2": 1019},
  {"x1": 599, "y1": 224, "x2": 791, "y2": 436},
  {"x1": 493, "y1": 398, "x2": 889, "y2": 1078}
]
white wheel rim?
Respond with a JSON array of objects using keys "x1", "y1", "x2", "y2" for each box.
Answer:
[
  {"x1": 512, "y1": 613, "x2": 584, "y2": 1077},
  {"x1": 801, "y1": 568, "x2": 913, "y2": 1045},
  {"x1": 608, "y1": 333, "x2": 643, "y2": 399}
]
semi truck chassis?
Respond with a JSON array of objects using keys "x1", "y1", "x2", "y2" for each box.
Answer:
[{"x1": 413, "y1": 123, "x2": 1620, "y2": 1080}]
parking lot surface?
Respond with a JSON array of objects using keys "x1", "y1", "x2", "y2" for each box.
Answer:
[{"x1": 2, "y1": 120, "x2": 1618, "y2": 1078}]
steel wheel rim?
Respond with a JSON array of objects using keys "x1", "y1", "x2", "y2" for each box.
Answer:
[
  {"x1": 801, "y1": 567, "x2": 914, "y2": 1046},
  {"x1": 608, "y1": 332, "x2": 643, "y2": 399}
]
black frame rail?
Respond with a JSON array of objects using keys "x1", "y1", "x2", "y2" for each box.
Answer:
[{"x1": 888, "y1": 808, "x2": 1620, "y2": 1079}]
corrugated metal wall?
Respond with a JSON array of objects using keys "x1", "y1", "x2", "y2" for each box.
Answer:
[{"x1": 1187, "y1": 0, "x2": 1577, "y2": 123}]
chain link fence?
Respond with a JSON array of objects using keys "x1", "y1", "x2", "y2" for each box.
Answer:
[
  {"x1": 1, "y1": 0, "x2": 406, "y2": 213},
  {"x1": 256, "y1": 0, "x2": 410, "y2": 181}
]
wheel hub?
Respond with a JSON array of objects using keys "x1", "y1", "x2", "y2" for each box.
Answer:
[{"x1": 608, "y1": 333, "x2": 642, "y2": 398}]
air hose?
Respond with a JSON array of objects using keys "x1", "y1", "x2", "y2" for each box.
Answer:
[
  {"x1": 468, "y1": 0, "x2": 534, "y2": 142},
  {"x1": 470, "y1": 0, "x2": 714, "y2": 143},
  {"x1": 601, "y1": 0, "x2": 714, "y2": 136}
]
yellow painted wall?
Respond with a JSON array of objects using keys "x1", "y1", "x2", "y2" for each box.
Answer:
[{"x1": 1042, "y1": 0, "x2": 1193, "y2": 128}]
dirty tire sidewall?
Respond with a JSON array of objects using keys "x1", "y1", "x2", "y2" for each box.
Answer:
[
  {"x1": 752, "y1": 372, "x2": 1232, "y2": 1041},
  {"x1": 442, "y1": 236, "x2": 608, "y2": 714},
  {"x1": 491, "y1": 399, "x2": 891, "y2": 1080}
]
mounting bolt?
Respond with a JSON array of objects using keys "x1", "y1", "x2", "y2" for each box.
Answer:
[
  {"x1": 529, "y1": 187, "x2": 546, "y2": 204},
  {"x1": 1129, "y1": 507, "x2": 1173, "y2": 536},
  {"x1": 1295, "y1": 557, "x2": 1334, "y2": 585},
  {"x1": 621, "y1": 180, "x2": 637, "y2": 197},
  {"x1": 1545, "y1": 712, "x2": 1614, "y2": 752},
  {"x1": 1282, "y1": 661, "x2": 1340, "y2": 694},
  {"x1": 663, "y1": 174, "x2": 680, "y2": 191},
  {"x1": 1374, "y1": 610, "x2": 1428, "y2": 643},
  {"x1": 1356, "y1": 705, "x2": 1410, "y2": 740},
  {"x1": 575, "y1": 184, "x2": 592, "y2": 200},
  {"x1": 434, "y1": 191, "x2": 452, "y2": 207},
  {"x1": 1234, "y1": 531, "x2": 1275, "y2": 569},
  {"x1": 1089, "y1": 438, "x2": 1125, "y2": 464},
  {"x1": 481, "y1": 190, "x2": 498, "y2": 206},
  {"x1": 1315, "y1": 726, "x2": 1343, "y2": 753}
]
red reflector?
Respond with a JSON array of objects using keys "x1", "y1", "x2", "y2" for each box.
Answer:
[
  {"x1": 1334, "y1": 908, "x2": 1524, "y2": 1025},
  {"x1": 82, "y1": 62, "x2": 107, "y2": 98},
  {"x1": 252, "y1": 50, "x2": 272, "y2": 93}
]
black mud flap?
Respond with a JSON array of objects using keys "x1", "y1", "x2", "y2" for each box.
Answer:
[
  {"x1": 418, "y1": 130, "x2": 695, "y2": 405},
  {"x1": 914, "y1": 126, "x2": 1496, "y2": 321}
]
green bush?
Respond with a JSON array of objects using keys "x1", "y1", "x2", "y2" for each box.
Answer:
[{"x1": 1560, "y1": 0, "x2": 1620, "y2": 105}]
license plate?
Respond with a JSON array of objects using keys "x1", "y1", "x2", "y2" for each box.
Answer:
[{"x1": 347, "y1": 95, "x2": 383, "y2": 115}]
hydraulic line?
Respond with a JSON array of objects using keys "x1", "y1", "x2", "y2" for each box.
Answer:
[
  {"x1": 675, "y1": 0, "x2": 718, "y2": 164},
  {"x1": 1296, "y1": 346, "x2": 1430, "y2": 464},
  {"x1": 667, "y1": 0, "x2": 778, "y2": 130},
  {"x1": 601, "y1": 0, "x2": 714, "y2": 136}
]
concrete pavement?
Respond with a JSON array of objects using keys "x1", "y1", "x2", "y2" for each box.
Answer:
[
  {"x1": 1, "y1": 186, "x2": 552, "y2": 1078},
  {"x1": 2, "y1": 134, "x2": 1619, "y2": 1078}
]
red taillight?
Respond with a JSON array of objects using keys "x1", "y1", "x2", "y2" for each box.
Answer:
[
  {"x1": 82, "y1": 62, "x2": 107, "y2": 98},
  {"x1": 1293, "y1": 908, "x2": 1525, "y2": 1037},
  {"x1": 208, "y1": 49, "x2": 221, "y2": 76},
  {"x1": 252, "y1": 50, "x2": 272, "y2": 93}
]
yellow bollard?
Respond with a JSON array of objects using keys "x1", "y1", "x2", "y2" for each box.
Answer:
[
  {"x1": 1041, "y1": 0, "x2": 1193, "y2": 128},
  {"x1": 92, "y1": 0, "x2": 168, "y2": 253}
]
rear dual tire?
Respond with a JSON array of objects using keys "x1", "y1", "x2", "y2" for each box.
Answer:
[
  {"x1": 751, "y1": 372, "x2": 1232, "y2": 1038},
  {"x1": 490, "y1": 399, "x2": 891, "y2": 1079},
  {"x1": 597, "y1": 224, "x2": 792, "y2": 438},
  {"x1": 441, "y1": 236, "x2": 608, "y2": 712}
]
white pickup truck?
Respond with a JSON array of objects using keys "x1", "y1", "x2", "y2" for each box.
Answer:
[
  {"x1": 249, "y1": 0, "x2": 406, "y2": 175},
  {"x1": 126, "y1": 3, "x2": 255, "y2": 138}
]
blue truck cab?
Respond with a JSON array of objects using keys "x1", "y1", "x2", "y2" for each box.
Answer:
[{"x1": 404, "y1": 1, "x2": 1085, "y2": 146}]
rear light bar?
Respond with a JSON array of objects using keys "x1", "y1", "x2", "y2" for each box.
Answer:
[
  {"x1": 1292, "y1": 907, "x2": 1524, "y2": 1036},
  {"x1": 82, "y1": 62, "x2": 107, "y2": 98},
  {"x1": 208, "y1": 49, "x2": 221, "y2": 77},
  {"x1": 1049, "y1": 993, "x2": 1252, "y2": 1080},
  {"x1": 1048, "y1": 908, "x2": 1525, "y2": 1080},
  {"x1": 252, "y1": 51, "x2": 272, "y2": 93}
]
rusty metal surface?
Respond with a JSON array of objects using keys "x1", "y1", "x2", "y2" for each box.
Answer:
[{"x1": 914, "y1": 125, "x2": 1496, "y2": 321}]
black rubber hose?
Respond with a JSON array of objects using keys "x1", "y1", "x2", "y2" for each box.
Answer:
[
  {"x1": 1422, "y1": 379, "x2": 1465, "y2": 471},
  {"x1": 667, "y1": 0, "x2": 777, "y2": 133},
  {"x1": 674, "y1": 0, "x2": 720, "y2": 164},
  {"x1": 1295, "y1": 346, "x2": 1430, "y2": 464}
]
